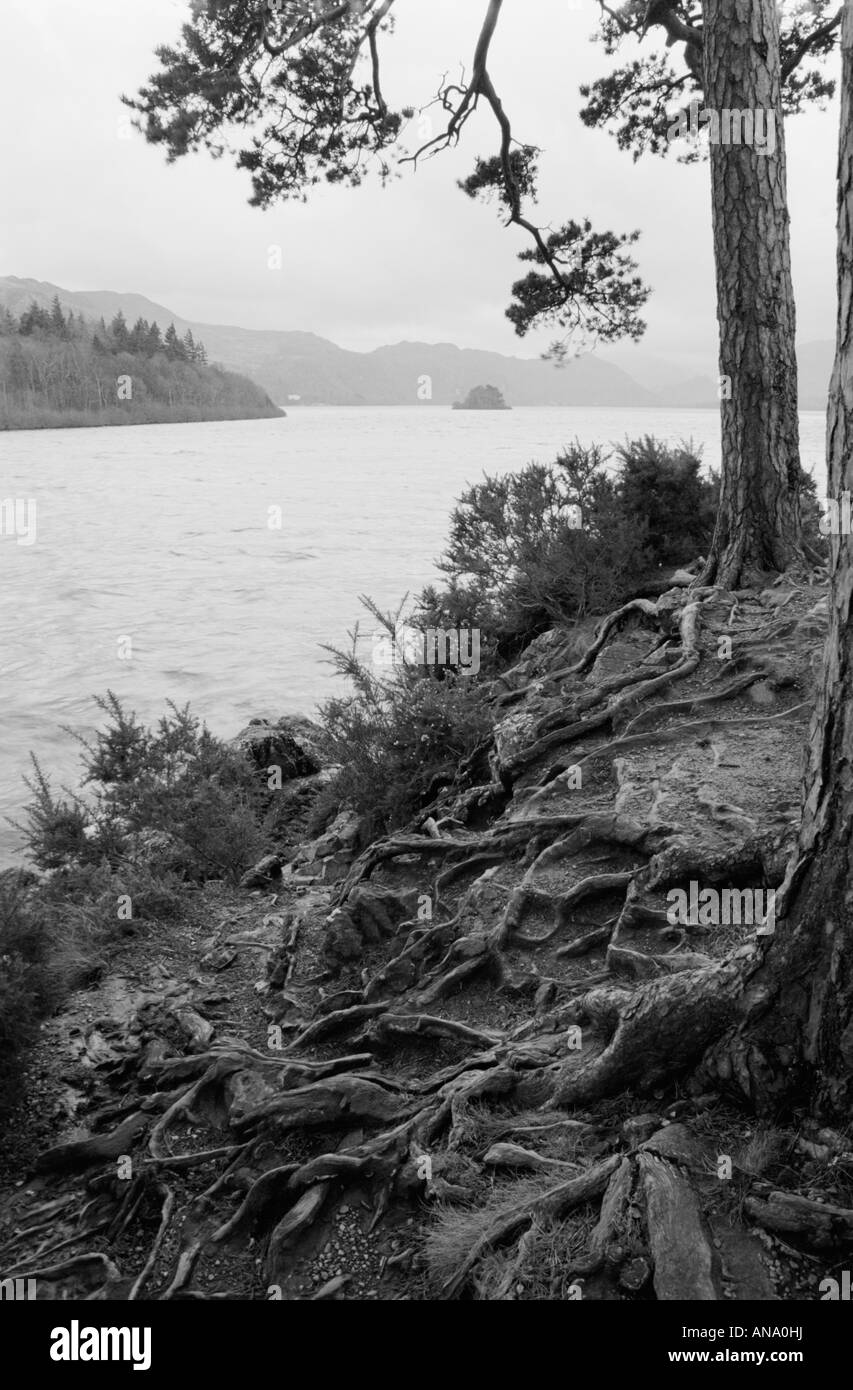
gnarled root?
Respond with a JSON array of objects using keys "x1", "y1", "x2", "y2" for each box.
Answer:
[{"x1": 551, "y1": 950, "x2": 760, "y2": 1106}]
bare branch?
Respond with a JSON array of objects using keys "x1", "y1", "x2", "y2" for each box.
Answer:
[{"x1": 403, "y1": 0, "x2": 504, "y2": 165}]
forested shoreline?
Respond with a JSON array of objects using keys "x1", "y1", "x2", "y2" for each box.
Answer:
[{"x1": 0, "y1": 298, "x2": 283, "y2": 428}]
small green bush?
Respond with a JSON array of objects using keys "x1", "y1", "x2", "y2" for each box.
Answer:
[
  {"x1": 1, "y1": 695, "x2": 285, "y2": 1115},
  {"x1": 0, "y1": 852, "x2": 196, "y2": 1115},
  {"x1": 616, "y1": 436, "x2": 718, "y2": 568},
  {"x1": 0, "y1": 870, "x2": 79, "y2": 1112},
  {"x1": 320, "y1": 600, "x2": 493, "y2": 838},
  {"x1": 20, "y1": 757, "x2": 100, "y2": 870},
  {"x1": 796, "y1": 466, "x2": 829, "y2": 558},
  {"x1": 423, "y1": 437, "x2": 719, "y2": 658},
  {"x1": 19, "y1": 694, "x2": 269, "y2": 881}
]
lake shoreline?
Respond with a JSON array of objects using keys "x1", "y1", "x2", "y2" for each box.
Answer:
[
  {"x1": 0, "y1": 406, "x2": 828, "y2": 870},
  {"x1": 0, "y1": 405, "x2": 285, "y2": 431}
]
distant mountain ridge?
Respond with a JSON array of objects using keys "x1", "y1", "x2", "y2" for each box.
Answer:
[{"x1": 0, "y1": 276, "x2": 834, "y2": 411}]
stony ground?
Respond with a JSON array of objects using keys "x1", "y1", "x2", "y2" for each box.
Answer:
[{"x1": 2, "y1": 576, "x2": 852, "y2": 1301}]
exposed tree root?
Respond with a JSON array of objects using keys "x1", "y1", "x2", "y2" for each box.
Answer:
[
  {"x1": 557, "y1": 599, "x2": 664, "y2": 679},
  {"x1": 360, "y1": 1012, "x2": 502, "y2": 1050},
  {"x1": 512, "y1": 872, "x2": 633, "y2": 948},
  {"x1": 744, "y1": 1191, "x2": 853, "y2": 1247},
  {"x1": 639, "y1": 1149, "x2": 718, "y2": 1299},
  {"x1": 36, "y1": 1112, "x2": 149, "y2": 1173},
  {"x1": 504, "y1": 601, "x2": 701, "y2": 777},
  {"x1": 441, "y1": 1155, "x2": 622, "y2": 1297},
  {"x1": 11, "y1": 578, "x2": 830, "y2": 1303},
  {"x1": 129, "y1": 1185, "x2": 175, "y2": 1300},
  {"x1": 336, "y1": 834, "x2": 502, "y2": 901},
  {"x1": 550, "y1": 950, "x2": 762, "y2": 1106}
]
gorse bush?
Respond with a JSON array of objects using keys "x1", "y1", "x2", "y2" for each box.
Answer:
[
  {"x1": 615, "y1": 437, "x2": 825, "y2": 568},
  {"x1": 20, "y1": 758, "x2": 100, "y2": 870},
  {"x1": 421, "y1": 437, "x2": 719, "y2": 658},
  {"x1": 1, "y1": 694, "x2": 283, "y2": 1117},
  {"x1": 320, "y1": 440, "x2": 723, "y2": 832},
  {"x1": 319, "y1": 599, "x2": 493, "y2": 839},
  {"x1": 0, "y1": 887, "x2": 47, "y2": 1113},
  {"x1": 795, "y1": 466, "x2": 829, "y2": 557},
  {"x1": 0, "y1": 863, "x2": 105, "y2": 1115},
  {"x1": 0, "y1": 858, "x2": 187, "y2": 1117},
  {"x1": 19, "y1": 693, "x2": 270, "y2": 880},
  {"x1": 616, "y1": 436, "x2": 719, "y2": 568}
]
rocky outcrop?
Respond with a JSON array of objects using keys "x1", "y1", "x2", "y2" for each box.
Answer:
[
  {"x1": 233, "y1": 715, "x2": 326, "y2": 779},
  {"x1": 0, "y1": 578, "x2": 836, "y2": 1305},
  {"x1": 289, "y1": 809, "x2": 362, "y2": 883}
]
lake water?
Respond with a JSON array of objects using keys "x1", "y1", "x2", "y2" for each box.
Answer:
[{"x1": 0, "y1": 405, "x2": 826, "y2": 868}]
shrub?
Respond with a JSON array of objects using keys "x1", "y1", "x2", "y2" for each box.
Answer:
[
  {"x1": 319, "y1": 600, "x2": 493, "y2": 837},
  {"x1": 19, "y1": 757, "x2": 98, "y2": 870},
  {"x1": 0, "y1": 857, "x2": 193, "y2": 1118},
  {"x1": 616, "y1": 436, "x2": 719, "y2": 568},
  {"x1": 2, "y1": 695, "x2": 284, "y2": 1113},
  {"x1": 423, "y1": 437, "x2": 719, "y2": 658},
  {"x1": 19, "y1": 694, "x2": 270, "y2": 881},
  {"x1": 797, "y1": 466, "x2": 829, "y2": 558},
  {"x1": 0, "y1": 869, "x2": 85, "y2": 1113},
  {"x1": 0, "y1": 948, "x2": 43, "y2": 1112},
  {"x1": 321, "y1": 441, "x2": 723, "y2": 833}
]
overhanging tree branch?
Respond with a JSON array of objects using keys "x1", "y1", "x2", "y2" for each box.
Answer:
[
  {"x1": 781, "y1": 5, "x2": 842, "y2": 80},
  {"x1": 125, "y1": 0, "x2": 649, "y2": 349},
  {"x1": 262, "y1": 2, "x2": 355, "y2": 56}
]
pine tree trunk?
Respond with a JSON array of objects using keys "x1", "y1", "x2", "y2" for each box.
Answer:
[
  {"x1": 699, "y1": 0, "x2": 804, "y2": 587},
  {"x1": 737, "y1": 7, "x2": 853, "y2": 1119}
]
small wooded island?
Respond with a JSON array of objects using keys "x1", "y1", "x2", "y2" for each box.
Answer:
[{"x1": 452, "y1": 383, "x2": 511, "y2": 410}]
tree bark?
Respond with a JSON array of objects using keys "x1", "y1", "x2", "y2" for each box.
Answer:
[
  {"x1": 729, "y1": 7, "x2": 853, "y2": 1118},
  {"x1": 699, "y1": 0, "x2": 804, "y2": 587}
]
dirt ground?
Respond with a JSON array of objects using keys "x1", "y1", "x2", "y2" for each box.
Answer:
[{"x1": 2, "y1": 577, "x2": 850, "y2": 1302}]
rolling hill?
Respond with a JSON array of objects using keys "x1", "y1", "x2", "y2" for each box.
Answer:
[
  {"x1": 0, "y1": 278, "x2": 655, "y2": 408},
  {"x1": 0, "y1": 276, "x2": 835, "y2": 411}
]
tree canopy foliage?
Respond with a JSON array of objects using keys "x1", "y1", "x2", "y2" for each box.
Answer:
[
  {"x1": 126, "y1": 1, "x2": 841, "y2": 356},
  {"x1": 580, "y1": 0, "x2": 840, "y2": 162},
  {"x1": 0, "y1": 297, "x2": 280, "y2": 428},
  {"x1": 125, "y1": 0, "x2": 652, "y2": 353}
]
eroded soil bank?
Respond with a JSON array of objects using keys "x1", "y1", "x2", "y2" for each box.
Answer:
[{"x1": 2, "y1": 575, "x2": 851, "y2": 1302}]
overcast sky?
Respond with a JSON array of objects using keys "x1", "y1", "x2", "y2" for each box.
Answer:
[{"x1": 1, "y1": 0, "x2": 841, "y2": 376}]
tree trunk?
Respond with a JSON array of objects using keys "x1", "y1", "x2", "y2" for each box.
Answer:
[
  {"x1": 726, "y1": 8, "x2": 853, "y2": 1119},
  {"x1": 699, "y1": 0, "x2": 804, "y2": 587}
]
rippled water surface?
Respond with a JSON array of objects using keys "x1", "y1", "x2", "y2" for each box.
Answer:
[{"x1": 0, "y1": 405, "x2": 826, "y2": 866}]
